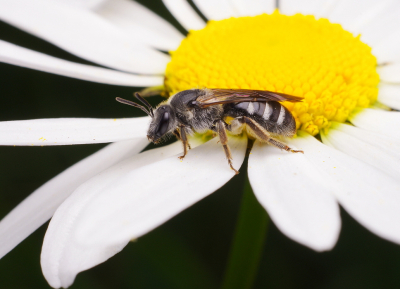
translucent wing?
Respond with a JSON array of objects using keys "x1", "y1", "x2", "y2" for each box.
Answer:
[{"x1": 195, "y1": 88, "x2": 303, "y2": 108}]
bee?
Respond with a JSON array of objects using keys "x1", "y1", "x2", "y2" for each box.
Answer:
[{"x1": 116, "y1": 88, "x2": 304, "y2": 174}]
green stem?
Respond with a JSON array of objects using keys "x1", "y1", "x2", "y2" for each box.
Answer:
[{"x1": 221, "y1": 177, "x2": 269, "y2": 289}]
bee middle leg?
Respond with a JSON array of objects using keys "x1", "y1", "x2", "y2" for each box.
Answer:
[
  {"x1": 215, "y1": 120, "x2": 239, "y2": 175},
  {"x1": 233, "y1": 116, "x2": 304, "y2": 154}
]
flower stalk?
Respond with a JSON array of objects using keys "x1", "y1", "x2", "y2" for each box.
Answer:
[{"x1": 222, "y1": 173, "x2": 269, "y2": 289}]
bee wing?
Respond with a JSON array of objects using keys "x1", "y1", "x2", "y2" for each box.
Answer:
[{"x1": 196, "y1": 88, "x2": 303, "y2": 108}]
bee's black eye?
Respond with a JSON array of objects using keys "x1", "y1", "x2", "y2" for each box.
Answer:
[{"x1": 156, "y1": 111, "x2": 170, "y2": 136}]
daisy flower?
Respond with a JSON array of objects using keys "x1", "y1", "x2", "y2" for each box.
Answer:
[{"x1": 1, "y1": 0, "x2": 400, "y2": 287}]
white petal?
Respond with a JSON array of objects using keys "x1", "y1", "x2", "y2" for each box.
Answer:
[
  {"x1": 0, "y1": 0, "x2": 169, "y2": 74},
  {"x1": 41, "y1": 136, "x2": 247, "y2": 288},
  {"x1": 96, "y1": 0, "x2": 184, "y2": 51},
  {"x1": 162, "y1": 0, "x2": 206, "y2": 31},
  {"x1": 248, "y1": 141, "x2": 341, "y2": 251},
  {"x1": 57, "y1": 0, "x2": 183, "y2": 50},
  {"x1": 371, "y1": 29, "x2": 400, "y2": 64},
  {"x1": 321, "y1": 122, "x2": 400, "y2": 180},
  {"x1": 325, "y1": 0, "x2": 394, "y2": 34},
  {"x1": 0, "y1": 138, "x2": 148, "y2": 260},
  {"x1": 0, "y1": 117, "x2": 150, "y2": 146},
  {"x1": 358, "y1": 2, "x2": 400, "y2": 49},
  {"x1": 348, "y1": 0, "x2": 396, "y2": 35},
  {"x1": 377, "y1": 83, "x2": 400, "y2": 110},
  {"x1": 192, "y1": 0, "x2": 238, "y2": 20},
  {"x1": 54, "y1": 0, "x2": 107, "y2": 10},
  {"x1": 327, "y1": 122, "x2": 400, "y2": 153},
  {"x1": 294, "y1": 132, "x2": 400, "y2": 245},
  {"x1": 0, "y1": 40, "x2": 163, "y2": 86},
  {"x1": 41, "y1": 141, "x2": 183, "y2": 288},
  {"x1": 348, "y1": 108, "x2": 400, "y2": 141},
  {"x1": 230, "y1": 0, "x2": 275, "y2": 16},
  {"x1": 378, "y1": 63, "x2": 400, "y2": 84},
  {"x1": 280, "y1": 0, "x2": 338, "y2": 18}
]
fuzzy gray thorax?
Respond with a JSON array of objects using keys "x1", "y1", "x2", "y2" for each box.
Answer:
[{"x1": 169, "y1": 89, "x2": 223, "y2": 133}]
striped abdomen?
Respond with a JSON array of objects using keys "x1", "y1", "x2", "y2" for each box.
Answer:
[{"x1": 223, "y1": 101, "x2": 296, "y2": 137}]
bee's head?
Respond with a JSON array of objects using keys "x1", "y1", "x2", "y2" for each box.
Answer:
[
  {"x1": 147, "y1": 104, "x2": 177, "y2": 143},
  {"x1": 116, "y1": 92, "x2": 176, "y2": 144}
]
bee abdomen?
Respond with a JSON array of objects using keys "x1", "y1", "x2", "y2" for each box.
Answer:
[
  {"x1": 262, "y1": 102, "x2": 285, "y2": 124},
  {"x1": 227, "y1": 101, "x2": 296, "y2": 137},
  {"x1": 233, "y1": 101, "x2": 286, "y2": 124},
  {"x1": 262, "y1": 102, "x2": 296, "y2": 136}
]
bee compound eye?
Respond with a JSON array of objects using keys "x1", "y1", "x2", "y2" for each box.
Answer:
[{"x1": 156, "y1": 111, "x2": 170, "y2": 137}]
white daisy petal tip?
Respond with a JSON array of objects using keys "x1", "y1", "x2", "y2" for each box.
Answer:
[
  {"x1": 42, "y1": 240, "x2": 129, "y2": 288},
  {"x1": 40, "y1": 141, "x2": 186, "y2": 288},
  {"x1": 248, "y1": 139, "x2": 341, "y2": 252},
  {"x1": 296, "y1": 132, "x2": 400, "y2": 246},
  {"x1": 41, "y1": 136, "x2": 247, "y2": 288}
]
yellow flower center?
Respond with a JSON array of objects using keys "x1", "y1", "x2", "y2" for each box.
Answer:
[{"x1": 164, "y1": 11, "x2": 379, "y2": 136}]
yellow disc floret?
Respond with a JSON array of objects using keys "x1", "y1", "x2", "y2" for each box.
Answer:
[{"x1": 164, "y1": 12, "x2": 379, "y2": 136}]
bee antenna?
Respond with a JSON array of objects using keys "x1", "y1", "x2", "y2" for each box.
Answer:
[
  {"x1": 116, "y1": 97, "x2": 152, "y2": 117},
  {"x1": 134, "y1": 92, "x2": 154, "y2": 117}
]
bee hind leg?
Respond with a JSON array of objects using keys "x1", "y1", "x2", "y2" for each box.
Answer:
[
  {"x1": 215, "y1": 120, "x2": 239, "y2": 175},
  {"x1": 238, "y1": 116, "x2": 304, "y2": 154}
]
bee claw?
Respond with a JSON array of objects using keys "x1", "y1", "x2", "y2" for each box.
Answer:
[
  {"x1": 291, "y1": 149, "x2": 304, "y2": 154},
  {"x1": 228, "y1": 160, "x2": 239, "y2": 175}
]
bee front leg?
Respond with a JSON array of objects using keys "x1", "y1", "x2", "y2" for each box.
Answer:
[
  {"x1": 215, "y1": 120, "x2": 239, "y2": 175},
  {"x1": 178, "y1": 125, "x2": 190, "y2": 160},
  {"x1": 173, "y1": 128, "x2": 181, "y2": 140}
]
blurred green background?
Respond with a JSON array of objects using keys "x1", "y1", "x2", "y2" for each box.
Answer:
[{"x1": 1, "y1": 1, "x2": 400, "y2": 288}]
